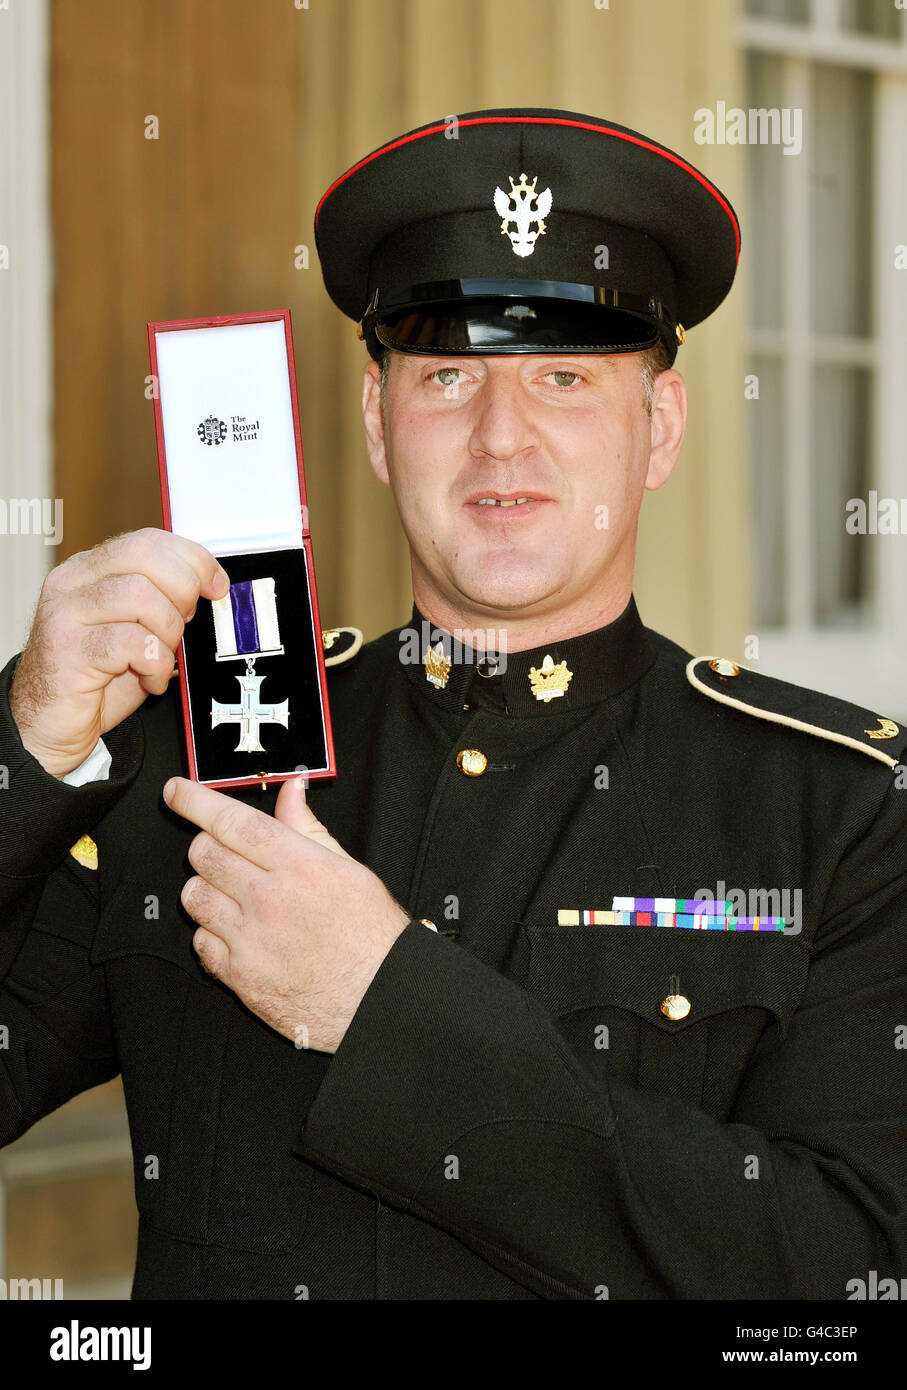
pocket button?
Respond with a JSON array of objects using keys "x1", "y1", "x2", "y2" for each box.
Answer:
[{"x1": 660, "y1": 993, "x2": 691, "y2": 1021}]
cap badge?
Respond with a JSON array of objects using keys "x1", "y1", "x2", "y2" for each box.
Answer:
[
  {"x1": 424, "y1": 640, "x2": 452, "y2": 689},
  {"x1": 528, "y1": 653, "x2": 573, "y2": 703},
  {"x1": 493, "y1": 173, "x2": 552, "y2": 258}
]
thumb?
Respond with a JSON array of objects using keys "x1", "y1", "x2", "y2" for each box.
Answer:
[{"x1": 274, "y1": 775, "x2": 351, "y2": 858}]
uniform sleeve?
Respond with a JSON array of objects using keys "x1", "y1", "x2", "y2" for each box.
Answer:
[
  {"x1": 293, "y1": 781, "x2": 907, "y2": 1300},
  {"x1": 0, "y1": 654, "x2": 142, "y2": 910},
  {"x1": 0, "y1": 654, "x2": 144, "y2": 1146},
  {"x1": 0, "y1": 864, "x2": 123, "y2": 1145}
]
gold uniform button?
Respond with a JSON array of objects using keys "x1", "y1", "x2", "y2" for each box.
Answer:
[
  {"x1": 456, "y1": 748, "x2": 488, "y2": 776},
  {"x1": 709, "y1": 658, "x2": 740, "y2": 678},
  {"x1": 660, "y1": 993, "x2": 691, "y2": 1021}
]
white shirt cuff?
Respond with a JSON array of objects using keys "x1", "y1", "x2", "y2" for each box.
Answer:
[{"x1": 61, "y1": 736, "x2": 113, "y2": 786}]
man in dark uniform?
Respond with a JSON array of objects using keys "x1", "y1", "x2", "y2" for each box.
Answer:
[{"x1": 1, "y1": 109, "x2": 905, "y2": 1299}]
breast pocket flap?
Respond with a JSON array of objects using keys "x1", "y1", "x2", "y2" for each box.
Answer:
[
  {"x1": 525, "y1": 924, "x2": 809, "y2": 1038},
  {"x1": 90, "y1": 876, "x2": 209, "y2": 983}
]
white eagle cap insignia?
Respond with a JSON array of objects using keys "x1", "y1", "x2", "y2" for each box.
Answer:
[{"x1": 494, "y1": 173, "x2": 553, "y2": 258}]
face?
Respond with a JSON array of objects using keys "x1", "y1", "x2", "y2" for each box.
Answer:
[{"x1": 361, "y1": 347, "x2": 687, "y2": 631}]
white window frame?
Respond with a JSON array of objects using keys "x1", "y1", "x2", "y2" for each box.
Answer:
[
  {"x1": 739, "y1": 0, "x2": 907, "y2": 716},
  {"x1": 0, "y1": 0, "x2": 53, "y2": 667}
]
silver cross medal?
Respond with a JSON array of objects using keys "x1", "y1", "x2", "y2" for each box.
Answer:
[{"x1": 209, "y1": 577, "x2": 289, "y2": 753}]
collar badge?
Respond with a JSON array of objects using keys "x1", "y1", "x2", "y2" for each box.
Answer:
[
  {"x1": 424, "y1": 641, "x2": 452, "y2": 689},
  {"x1": 528, "y1": 653, "x2": 573, "y2": 703}
]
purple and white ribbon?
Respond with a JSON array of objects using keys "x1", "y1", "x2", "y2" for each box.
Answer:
[{"x1": 211, "y1": 577, "x2": 283, "y2": 661}]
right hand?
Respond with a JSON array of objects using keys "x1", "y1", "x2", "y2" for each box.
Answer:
[{"x1": 9, "y1": 528, "x2": 230, "y2": 778}]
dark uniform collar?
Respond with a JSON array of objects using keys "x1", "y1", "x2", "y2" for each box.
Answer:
[{"x1": 402, "y1": 594, "x2": 656, "y2": 717}]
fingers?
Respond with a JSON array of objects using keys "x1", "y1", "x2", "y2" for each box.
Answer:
[
  {"x1": 273, "y1": 777, "x2": 353, "y2": 858},
  {"x1": 45, "y1": 527, "x2": 229, "y2": 615},
  {"x1": 80, "y1": 622, "x2": 175, "y2": 685},
  {"x1": 70, "y1": 571, "x2": 188, "y2": 652},
  {"x1": 191, "y1": 925, "x2": 233, "y2": 981},
  {"x1": 32, "y1": 526, "x2": 231, "y2": 702},
  {"x1": 10, "y1": 529, "x2": 229, "y2": 775},
  {"x1": 40, "y1": 528, "x2": 234, "y2": 698},
  {"x1": 163, "y1": 778, "x2": 288, "y2": 871},
  {"x1": 181, "y1": 875, "x2": 243, "y2": 938},
  {"x1": 104, "y1": 668, "x2": 171, "y2": 715},
  {"x1": 187, "y1": 831, "x2": 266, "y2": 904}
]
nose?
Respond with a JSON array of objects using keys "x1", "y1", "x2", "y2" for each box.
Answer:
[{"x1": 468, "y1": 368, "x2": 538, "y2": 465}]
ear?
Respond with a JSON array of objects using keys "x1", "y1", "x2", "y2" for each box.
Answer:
[
  {"x1": 362, "y1": 358, "x2": 390, "y2": 486},
  {"x1": 644, "y1": 368, "x2": 687, "y2": 493}
]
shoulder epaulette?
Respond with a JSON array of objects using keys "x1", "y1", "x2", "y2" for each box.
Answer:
[
  {"x1": 687, "y1": 655, "x2": 907, "y2": 769},
  {"x1": 322, "y1": 626, "x2": 363, "y2": 669}
]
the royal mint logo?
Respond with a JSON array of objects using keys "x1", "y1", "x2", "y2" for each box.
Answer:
[
  {"x1": 230, "y1": 414, "x2": 260, "y2": 442},
  {"x1": 196, "y1": 415, "x2": 261, "y2": 446},
  {"x1": 198, "y1": 416, "x2": 227, "y2": 446}
]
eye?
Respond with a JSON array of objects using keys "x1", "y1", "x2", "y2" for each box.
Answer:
[
  {"x1": 428, "y1": 366, "x2": 468, "y2": 387},
  {"x1": 543, "y1": 369, "x2": 584, "y2": 388}
]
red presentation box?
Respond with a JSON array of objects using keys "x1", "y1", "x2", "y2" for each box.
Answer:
[{"x1": 147, "y1": 309, "x2": 335, "y2": 790}]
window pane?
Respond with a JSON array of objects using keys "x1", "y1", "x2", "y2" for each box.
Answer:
[
  {"x1": 745, "y1": 51, "x2": 786, "y2": 331},
  {"x1": 839, "y1": 0, "x2": 902, "y2": 39},
  {"x1": 812, "y1": 366, "x2": 872, "y2": 626},
  {"x1": 750, "y1": 356, "x2": 787, "y2": 627},
  {"x1": 811, "y1": 65, "x2": 873, "y2": 338},
  {"x1": 744, "y1": 0, "x2": 809, "y2": 21}
]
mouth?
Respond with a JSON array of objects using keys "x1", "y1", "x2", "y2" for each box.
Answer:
[{"x1": 464, "y1": 491, "x2": 552, "y2": 519}]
